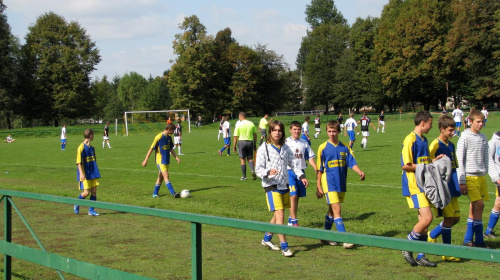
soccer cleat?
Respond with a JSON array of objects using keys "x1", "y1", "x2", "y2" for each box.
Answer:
[
  {"x1": 287, "y1": 222, "x2": 299, "y2": 227},
  {"x1": 484, "y1": 231, "x2": 497, "y2": 238},
  {"x1": 251, "y1": 172, "x2": 256, "y2": 180},
  {"x1": 475, "y1": 243, "x2": 490, "y2": 248},
  {"x1": 402, "y1": 251, "x2": 417, "y2": 266},
  {"x1": 320, "y1": 240, "x2": 338, "y2": 246},
  {"x1": 88, "y1": 210, "x2": 100, "y2": 216},
  {"x1": 240, "y1": 177, "x2": 247, "y2": 181},
  {"x1": 261, "y1": 240, "x2": 280, "y2": 251},
  {"x1": 427, "y1": 232, "x2": 437, "y2": 243},
  {"x1": 442, "y1": 256, "x2": 461, "y2": 262},
  {"x1": 178, "y1": 153, "x2": 184, "y2": 155},
  {"x1": 152, "y1": 194, "x2": 159, "y2": 198},
  {"x1": 416, "y1": 256, "x2": 437, "y2": 267},
  {"x1": 218, "y1": 150, "x2": 222, "y2": 156},
  {"x1": 282, "y1": 248, "x2": 293, "y2": 257},
  {"x1": 343, "y1": 243, "x2": 355, "y2": 249},
  {"x1": 173, "y1": 192, "x2": 181, "y2": 198},
  {"x1": 73, "y1": 205, "x2": 79, "y2": 214},
  {"x1": 463, "y1": 241, "x2": 475, "y2": 247}
]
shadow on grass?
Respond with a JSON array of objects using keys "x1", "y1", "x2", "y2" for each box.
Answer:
[
  {"x1": 344, "y1": 212, "x2": 376, "y2": 221},
  {"x1": 191, "y1": 185, "x2": 232, "y2": 192},
  {"x1": 0, "y1": 269, "x2": 31, "y2": 280}
]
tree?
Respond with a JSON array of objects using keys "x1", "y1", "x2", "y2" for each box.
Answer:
[
  {"x1": 305, "y1": 0, "x2": 347, "y2": 29},
  {"x1": 23, "y1": 12, "x2": 100, "y2": 125},
  {"x1": 0, "y1": 0, "x2": 18, "y2": 128},
  {"x1": 117, "y1": 72, "x2": 148, "y2": 111}
]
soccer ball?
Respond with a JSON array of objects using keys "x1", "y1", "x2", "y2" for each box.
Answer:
[{"x1": 180, "y1": 189, "x2": 191, "y2": 198}]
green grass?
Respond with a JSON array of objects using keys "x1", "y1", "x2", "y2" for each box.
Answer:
[{"x1": 1, "y1": 113, "x2": 500, "y2": 279}]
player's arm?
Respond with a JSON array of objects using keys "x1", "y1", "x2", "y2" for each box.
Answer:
[
  {"x1": 370, "y1": 123, "x2": 376, "y2": 130},
  {"x1": 142, "y1": 148, "x2": 154, "y2": 167},
  {"x1": 316, "y1": 169, "x2": 324, "y2": 198},
  {"x1": 77, "y1": 163, "x2": 85, "y2": 181},
  {"x1": 351, "y1": 165, "x2": 365, "y2": 181},
  {"x1": 233, "y1": 136, "x2": 238, "y2": 152},
  {"x1": 170, "y1": 148, "x2": 180, "y2": 164},
  {"x1": 455, "y1": 137, "x2": 468, "y2": 194},
  {"x1": 253, "y1": 132, "x2": 257, "y2": 149}
]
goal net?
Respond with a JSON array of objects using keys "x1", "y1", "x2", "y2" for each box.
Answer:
[{"x1": 124, "y1": 109, "x2": 191, "y2": 136}]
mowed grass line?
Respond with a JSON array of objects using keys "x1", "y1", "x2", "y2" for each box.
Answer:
[{"x1": 0, "y1": 114, "x2": 499, "y2": 279}]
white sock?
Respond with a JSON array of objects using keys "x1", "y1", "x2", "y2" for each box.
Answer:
[
  {"x1": 103, "y1": 141, "x2": 105, "y2": 148},
  {"x1": 178, "y1": 146, "x2": 182, "y2": 154},
  {"x1": 108, "y1": 143, "x2": 111, "y2": 148}
]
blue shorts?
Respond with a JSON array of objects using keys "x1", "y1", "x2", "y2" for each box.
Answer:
[
  {"x1": 455, "y1": 122, "x2": 462, "y2": 128},
  {"x1": 348, "y1": 130, "x2": 355, "y2": 141},
  {"x1": 288, "y1": 169, "x2": 306, "y2": 197},
  {"x1": 265, "y1": 188, "x2": 290, "y2": 211},
  {"x1": 224, "y1": 137, "x2": 231, "y2": 146},
  {"x1": 61, "y1": 139, "x2": 67, "y2": 143},
  {"x1": 484, "y1": 119, "x2": 487, "y2": 123}
]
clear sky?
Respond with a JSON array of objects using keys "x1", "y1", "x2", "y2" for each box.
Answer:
[{"x1": 4, "y1": 0, "x2": 387, "y2": 79}]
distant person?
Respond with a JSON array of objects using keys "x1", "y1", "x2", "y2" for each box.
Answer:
[
  {"x1": 485, "y1": 131, "x2": 500, "y2": 239},
  {"x1": 344, "y1": 113, "x2": 359, "y2": 149},
  {"x1": 452, "y1": 105, "x2": 464, "y2": 137},
  {"x1": 255, "y1": 120, "x2": 308, "y2": 257},
  {"x1": 301, "y1": 116, "x2": 311, "y2": 146},
  {"x1": 61, "y1": 124, "x2": 67, "y2": 150},
  {"x1": 457, "y1": 110, "x2": 489, "y2": 248},
  {"x1": 313, "y1": 114, "x2": 321, "y2": 139},
  {"x1": 218, "y1": 115, "x2": 231, "y2": 156},
  {"x1": 258, "y1": 114, "x2": 272, "y2": 146},
  {"x1": 357, "y1": 111, "x2": 376, "y2": 149},
  {"x1": 401, "y1": 111, "x2": 441, "y2": 267},
  {"x1": 174, "y1": 119, "x2": 183, "y2": 155},
  {"x1": 197, "y1": 115, "x2": 202, "y2": 128},
  {"x1": 441, "y1": 107, "x2": 447, "y2": 116},
  {"x1": 481, "y1": 106, "x2": 489, "y2": 127},
  {"x1": 74, "y1": 129, "x2": 101, "y2": 216},
  {"x1": 218, "y1": 118, "x2": 224, "y2": 141},
  {"x1": 233, "y1": 112, "x2": 257, "y2": 180},
  {"x1": 316, "y1": 120, "x2": 365, "y2": 249},
  {"x1": 4, "y1": 135, "x2": 15, "y2": 143},
  {"x1": 285, "y1": 121, "x2": 317, "y2": 227},
  {"x1": 377, "y1": 110, "x2": 386, "y2": 133},
  {"x1": 166, "y1": 116, "x2": 172, "y2": 125},
  {"x1": 142, "y1": 124, "x2": 181, "y2": 198},
  {"x1": 102, "y1": 121, "x2": 111, "y2": 148},
  {"x1": 337, "y1": 113, "x2": 344, "y2": 132},
  {"x1": 427, "y1": 115, "x2": 462, "y2": 262}
]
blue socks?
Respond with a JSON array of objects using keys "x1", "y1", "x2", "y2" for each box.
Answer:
[
  {"x1": 334, "y1": 217, "x2": 346, "y2": 232},
  {"x1": 280, "y1": 241, "x2": 289, "y2": 250},
  {"x1": 263, "y1": 232, "x2": 273, "y2": 242},
  {"x1": 441, "y1": 226, "x2": 452, "y2": 244},
  {"x1": 324, "y1": 215, "x2": 334, "y2": 230},
  {"x1": 485, "y1": 210, "x2": 500, "y2": 235},
  {"x1": 429, "y1": 222, "x2": 442, "y2": 239},
  {"x1": 166, "y1": 181, "x2": 175, "y2": 195},
  {"x1": 89, "y1": 195, "x2": 96, "y2": 212},
  {"x1": 153, "y1": 184, "x2": 160, "y2": 196},
  {"x1": 473, "y1": 220, "x2": 484, "y2": 245},
  {"x1": 288, "y1": 217, "x2": 298, "y2": 226},
  {"x1": 464, "y1": 218, "x2": 474, "y2": 244}
]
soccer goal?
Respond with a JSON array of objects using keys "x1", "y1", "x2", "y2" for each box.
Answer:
[{"x1": 124, "y1": 109, "x2": 191, "y2": 136}]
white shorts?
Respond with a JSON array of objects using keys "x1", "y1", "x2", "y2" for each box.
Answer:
[
  {"x1": 340, "y1": 124, "x2": 344, "y2": 128},
  {"x1": 362, "y1": 131, "x2": 369, "y2": 137},
  {"x1": 103, "y1": 136, "x2": 109, "y2": 140},
  {"x1": 174, "y1": 136, "x2": 182, "y2": 145},
  {"x1": 315, "y1": 128, "x2": 321, "y2": 132},
  {"x1": 379, "y1": 121, "x2": 385, "y2": 126}
]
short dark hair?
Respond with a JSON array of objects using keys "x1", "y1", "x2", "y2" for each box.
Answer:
[
  {"x1": 84, "y1": 129, "x2": 94, "y2": 139},
  {"x1": 414, "y1": 111, "x2": 433, "y2": 126},
  {"x1": 165, "y1": 123, "x2": 175, "y2": 131},
  {"x1": 469, "y1": 110, "x2": 485, "y2": 122},
  {"x1": 438, "y1": 115, "x2": 455, "y2": 129},
  {"x1": 290, "y1": 121, "x2": 301, "y2": 129},
  {"x1": 326, "y1": 120, "x2": 341, "y2": 131},
  {"x1": 305, "y1": 116, "x2": 310, "y2": 121}
]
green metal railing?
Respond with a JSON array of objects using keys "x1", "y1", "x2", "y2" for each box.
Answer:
[{"x1": 1, "y1": 189, "x2": 500, "y2": 280}]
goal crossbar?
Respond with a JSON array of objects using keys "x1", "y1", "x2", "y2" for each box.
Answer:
[{"x1": 124, "y1": 109, "x2": 190, "y2": 136}]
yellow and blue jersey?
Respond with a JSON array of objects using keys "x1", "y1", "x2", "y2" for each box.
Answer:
[
  {"x1": 317, "y1": 140, "x2": 357, "y2": 192},
  {"x1": 76, "y1": 143, "x2": 100, "y2": 181},
  {"x1": 401, "y1": 132, "x2": 431, "y2": 196},
  {"x1": 150, "y1": 132, "x2": 173, "y2": 165},
  {"x1": 429, "y1": 139, "x2": 461, "y2": 197}
]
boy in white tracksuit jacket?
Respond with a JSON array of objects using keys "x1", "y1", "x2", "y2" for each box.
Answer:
[{"x1": 485, "y1": 132, "x2": 500, "y2": 238}]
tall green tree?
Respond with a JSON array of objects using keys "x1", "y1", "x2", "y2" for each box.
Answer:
[
  {"x1": 117, "y1": 72, "x2": 148, "y2": 111},
  {"x1": 23, "y1": 12, "x2": 101, "y2": 125},
  {"x1": 305, "y1": 0, "x2": 347, "y2": 29},
  {"x1": 445, "y1": 0, "x2": 500, "y2": 103},
  {"x1": 0, "y1": 0, "x2": 18, "y2": 128}
]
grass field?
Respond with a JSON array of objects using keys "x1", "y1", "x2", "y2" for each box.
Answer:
[{"x1": 1, "y1": 113, "x2": 500, "y2": 279}]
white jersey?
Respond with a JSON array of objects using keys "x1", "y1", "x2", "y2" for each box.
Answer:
[
  {"x1": 452, "y1": 109, "x2": 463, "y2": 122},
  {"x1": 302, "y1": 122, "x2": 309, "y2": 135},
  {"x1": 481, "y1": 109, "x2": 488, "y2": 119},
  {"x1": 285, "y1": 137, "x2": 315, "y2": 170},
  {"x1": 344, "y1": 118, "x2": 357, "y2": 131},
  {"x1": 61, "y1": 127, "x2": 66, "y2": 139},
  {"x1": 222, "y1": 121, "x2": 230, "y2": 138}
]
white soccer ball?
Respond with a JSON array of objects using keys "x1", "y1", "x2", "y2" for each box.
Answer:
[
  {"x1": 180, "y1": 189, "x2": 191, "y2": 198},
  {"x1": 356, "y1": 132, "x2": 360, "y2": 135}
]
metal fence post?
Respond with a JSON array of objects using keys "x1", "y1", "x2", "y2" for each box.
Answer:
[
  {"x1": 4, "y1": 196, "x2": 12, "y2": 280},
  {"x1": 191, "y1": 222, "x2": 202, "y2": 280}
]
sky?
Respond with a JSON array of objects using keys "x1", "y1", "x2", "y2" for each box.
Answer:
[{"x1": 4, "y1": 0, "x2": 388, "y2": 80}]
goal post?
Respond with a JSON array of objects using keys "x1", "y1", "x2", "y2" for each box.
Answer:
[{"x1": 124, "y1": 109, "x2": 191, "y2": 136}]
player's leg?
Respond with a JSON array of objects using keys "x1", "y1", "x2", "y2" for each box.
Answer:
[
  {"x1": 261, "y1": 190, "x2": 280, "y2": 251},
  {"x1": 377, "y1": 123, "x2": 380, "y2": 133},
  {"x1": 161, "y1": 168, "x2": 179, "y2": 198},
  {"x1": 107, "y1": 139, "x2": 111, "y2": 148},
  {"x1": 247, "y1": 143, "x2": 256, "y2": 180},
  {"x1": 88, "y1": 185, "x2": 99, "y2": 216},
  {"x1": 74, "y1": 181, "x2": 90, "y2": 214},
  {"x1": 239, "y1": 142, "x2": 247, "y2": 180},
  {"x1": 485, "y1": 188, "x2": 500, "y2": 238},
  {"x1": 152, "y1": 167, "x2": 164, "y2": 197},
  {"x1": 467, "y1": 176, "x2": 488, "y2": 246},
  {"x1": 382, "y1": 123, "x2": 385, "y2": 132},
  {"x1": 287, "y1": 171, "x2": 303, "y2": 226}
]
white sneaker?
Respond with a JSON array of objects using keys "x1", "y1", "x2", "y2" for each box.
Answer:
[
  {"x1": 261, "y1": 240, "x2": 280, "y2": 251},
  {"x1": 343, "y1": 242, "x2": 355, "y2": 249},
  {"x1": 282, "y1": 248, "x2": 293, "y2": 257}
]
